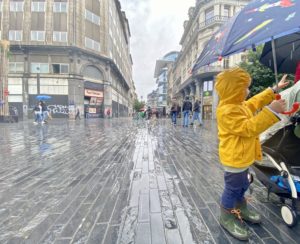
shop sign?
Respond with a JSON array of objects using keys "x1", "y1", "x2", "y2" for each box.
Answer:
[
  {"x1": 203, "y1": 91, "x2": 212, "y2": 97},
  {"x1": 89, "y1": 107, "x2": 97, "y2": 113},
  {"x1": 85, "y1": 89, "x2": 103, "y2": 98}
]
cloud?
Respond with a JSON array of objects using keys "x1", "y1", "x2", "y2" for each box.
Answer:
[{"x1": 121, "y1": 0, "x2": 195, "y2": 101}]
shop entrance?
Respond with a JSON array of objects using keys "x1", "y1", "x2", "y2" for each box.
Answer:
[
  {"x1": 84, "y1": 88, "x2": 104, "y2": 118},
  {"x1": 203, "y1": 105, "x2": 212, "y2": 120}
]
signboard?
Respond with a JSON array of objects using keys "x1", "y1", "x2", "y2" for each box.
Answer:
[
  {"x1": 89, "y1": 107, "x2": 96, "y2": 113},
  {"x1": 84, "y1": 89, "x2": 103, "y2": 98}
]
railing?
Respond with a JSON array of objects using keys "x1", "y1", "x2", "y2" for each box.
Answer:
[{"x1": 199, "y1": 16, "x2": 229, "y2": 30}]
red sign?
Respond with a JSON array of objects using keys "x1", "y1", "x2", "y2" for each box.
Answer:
[{"x1": 4, "y1": 89, "x2": 9, "y2": 96}]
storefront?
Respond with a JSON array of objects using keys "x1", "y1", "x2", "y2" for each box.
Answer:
[
  {"x1": 84, "y1": 81, "x2": 104, "y2": 118},
  {"x1": 202, "y1": 79, "x2": 214, "y2": 120}
]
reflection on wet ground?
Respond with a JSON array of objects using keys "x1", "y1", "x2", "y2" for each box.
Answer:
[{"x1": 0, "y1": 118, "x2": 299, "y2": 243}]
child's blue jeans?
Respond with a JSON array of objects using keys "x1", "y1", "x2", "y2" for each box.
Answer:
[{"x1": 221, "y1": 169, "x2": 250, "y2": 209}]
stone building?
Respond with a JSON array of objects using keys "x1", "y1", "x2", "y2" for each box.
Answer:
[
  {"x1": 0, "y1": 0, "x2": 135, "y2": 119},
  {"x1": 153, "y1": 51, "x2": 179, "y2": 115},
  {"x1": 169, "y1": 0, "x2": 250, "y2": 119}
]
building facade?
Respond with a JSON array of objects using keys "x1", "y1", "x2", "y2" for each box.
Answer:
[
  {"x1": 0, "y1": 0, "x2": 135, "y2": 119},
  {"x1": 153, "y1": 51, "x2": 179, "y2": 114},
  {"x1": 146, "y1": 89, "x2": 158, "y2": 111},
  {"x1": 169, "y1": 0, "x2": 250, "y2": 119}
]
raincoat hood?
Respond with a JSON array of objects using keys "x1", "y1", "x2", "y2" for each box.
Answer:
[{"x1": 215, "y1": 68, "x2": 251, "y2": 105}]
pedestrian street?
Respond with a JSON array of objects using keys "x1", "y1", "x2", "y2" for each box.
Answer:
[{"x1": 0, "y1": 118, "x2": 299, "y2": 244}]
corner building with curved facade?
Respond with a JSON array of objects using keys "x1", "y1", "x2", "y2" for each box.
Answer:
[{"x1": 0, "y1": 0, "x2": 135, "y2": 119}]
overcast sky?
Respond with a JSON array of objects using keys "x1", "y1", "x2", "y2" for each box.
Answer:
[{"x1": 120, "y1": 0, "x2": 195, "y2": 101}]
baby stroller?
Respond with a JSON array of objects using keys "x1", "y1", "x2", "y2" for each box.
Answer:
[{"x1": 252, "y1": 83, "x2": 300, "y2": 227}]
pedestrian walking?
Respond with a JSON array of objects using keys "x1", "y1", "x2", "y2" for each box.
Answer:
[
  {"x1": 182, "y1": 96, "x2": 192, "y2": 127},
  {"x1": 75, "y1": 108, "x2": 81, "y2": 120},
  {"x1": 146, "y1": 106, "x2": 152, "y2": 120},
  {"x1": 191, "y1": 99, "x2": 203, "y2": 126},
  {"x1": 170, "y1": 100, "x2": 179, "y2": 125},
  {"x1": 41, "y1": 101, "x2": 48, "y2": 124},
  {"x1": 33, "y1": 102, "x2": 42, "y2": 124},
  {"x1": 215, "y1": 67, "x2": 289, "y2": 241}
]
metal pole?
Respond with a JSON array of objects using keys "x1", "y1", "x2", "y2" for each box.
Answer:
[{"x1": 271, "y1": 38, "x2": 279, "y2": 86}]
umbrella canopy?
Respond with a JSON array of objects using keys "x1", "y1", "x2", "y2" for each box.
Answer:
[
  {"x1": 36, "y1": 95, "x2": 52, "y2": 101},
  {"x1": 260, "y1": 32, "x2": 300, "y2": 74},
  {"x1": 193, "y1": 0, "x2": 300, "y2": 71}
]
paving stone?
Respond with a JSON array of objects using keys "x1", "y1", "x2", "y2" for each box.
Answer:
[
  {"x1": 135, "y1": 222, "x2": 151, "y2": 244},
  {"x1": 0, "y1": 119, "x2": 299, "y2": 244}
]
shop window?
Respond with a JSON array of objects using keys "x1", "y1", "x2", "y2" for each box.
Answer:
[{"x1": 52, "y1": 64, "x2": 69, "y2": 74}]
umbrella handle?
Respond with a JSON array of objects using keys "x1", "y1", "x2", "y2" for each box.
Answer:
[{"x1": 275, "y1": 94, "x2": 300, "y2": 115}]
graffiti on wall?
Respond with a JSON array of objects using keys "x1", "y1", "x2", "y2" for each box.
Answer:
[{"x1": 47, "y1": 105, "x2": 69, "y2": 115}]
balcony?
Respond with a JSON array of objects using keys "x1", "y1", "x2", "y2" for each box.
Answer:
[{"x1": 199, "y1": 16, "x2": 229, "y2": 31}]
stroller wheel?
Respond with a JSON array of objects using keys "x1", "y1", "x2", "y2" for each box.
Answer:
[{"x1": 281, "y1": 205, "x2": 297, "y2": 227}]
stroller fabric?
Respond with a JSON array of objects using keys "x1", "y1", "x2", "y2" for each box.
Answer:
[{"x1": 270, "y1": 175, "x2": 300, "y2": 193}]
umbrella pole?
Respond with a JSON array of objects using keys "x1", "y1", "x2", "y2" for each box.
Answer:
[{"x1": 271, "y1": 38, "x2": 279, "y2": 86}]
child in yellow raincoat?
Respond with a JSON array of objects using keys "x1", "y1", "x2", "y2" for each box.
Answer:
[{"x1": 215, "y1": 68, "x2": 289, "y2": 241}]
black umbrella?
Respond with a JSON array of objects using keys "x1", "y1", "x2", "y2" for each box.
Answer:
[{"x1": 260, "y1": 32, "x2": 300, "y2": 74}]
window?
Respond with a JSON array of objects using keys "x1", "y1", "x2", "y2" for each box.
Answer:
[
  {"x1": 85, "y1": 9, "x2": 100, "y2": 25},
  {"x1": 53, "y1": 31, "x2": 67, "y2": 42},
  {"x1": 85, "y1": 37, "x2": 100, "y2": 51},
  {"x1": 204, "y1": 80, "x2": 213, "y2": 92},
  {"x1": 223, "y1": 58, "x2": 230, "y2": 69},
  {"x1": 31, "y1": 31, "x2": 45, "y2": 41},
  {"x1": 53, "y1": 2, "x2": 67, "y2": 13},
  {"x1": 52, "y1": 64, "x2": 69, "y2": 74},
  {"x1": 31, "y1": 63, "x2": 49, "y2": 73},
  {"x1": 224, "y1": 6, "x2": 230, "y2": 17},
  {"x1": 31, "y1": 2, "x2": 45, "y2": 12},
  {"x1": 9, "y1": 62, "x2": 24, "y2": 73},
  {"x1": 205, "y1": 8, "x2": 214, "y2": 22},
  {"x1": 10, "y1": 1, "x2": 24, "y2": 12},
  {"x1": 9, "y1": 30, "x2": 22, "y2": 41}
]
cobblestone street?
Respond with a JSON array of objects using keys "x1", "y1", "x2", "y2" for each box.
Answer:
[{"x1": 0, "y1": 118, "x2": 299, "y2": 244}]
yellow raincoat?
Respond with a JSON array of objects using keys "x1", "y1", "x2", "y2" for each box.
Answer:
[{"x1": 215, "y1": 68, "x2": 280, "y2": 168}]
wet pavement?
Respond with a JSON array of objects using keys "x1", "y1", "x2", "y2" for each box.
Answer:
[{"x1": 0, "y1": 118, "x2": 299, "y2": 244}]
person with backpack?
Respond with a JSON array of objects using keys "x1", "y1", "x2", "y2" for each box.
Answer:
[{"x1": 182, "y1": 96, "x2": 192, "y2": 127}]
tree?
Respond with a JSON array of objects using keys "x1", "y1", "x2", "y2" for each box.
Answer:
[
  {"x1": 133, "y1": 99, "x2": 145, "y2": 112},
  {"x1": 239, "y1": 45, "x2": 279, "y2": 96}
]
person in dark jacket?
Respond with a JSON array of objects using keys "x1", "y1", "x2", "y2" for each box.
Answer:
[
  {"x1": 170, "y1": 100, "x2": 179, "y2": 125},
  {"x1": 191, "y1": 99, "x2": 203, "y2": 126},
  {"x1": 41, "y1": 101, "x2": 48, "y2": 124},
  {"x1": 182, "y1": 96, "x2": 192, "y2": 127}
]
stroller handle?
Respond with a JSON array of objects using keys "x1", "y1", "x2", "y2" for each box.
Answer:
[{"x1": 275, "y1": 94, "x2": 300, "y2": 115}]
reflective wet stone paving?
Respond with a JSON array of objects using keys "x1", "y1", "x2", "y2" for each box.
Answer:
[{"x1": 0, "y1": 118, "x2": 299, "y2": 244}]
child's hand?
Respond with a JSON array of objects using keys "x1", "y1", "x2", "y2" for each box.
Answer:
[
  {"x1": 269, "y1": 99, "x2": 286, "y2": 113},
  {"x1": 273, "y1": 74, "x2": 290, "y2": 91}
]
